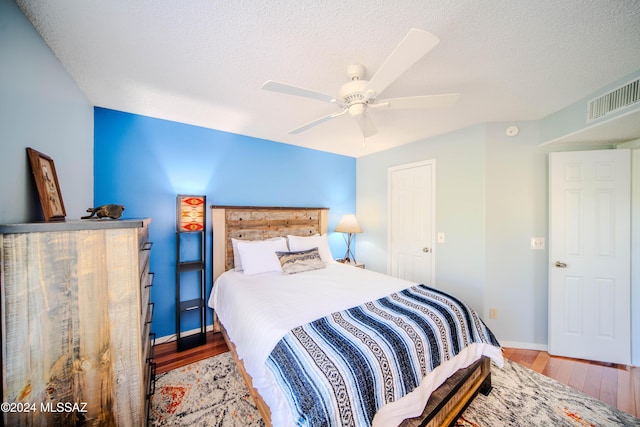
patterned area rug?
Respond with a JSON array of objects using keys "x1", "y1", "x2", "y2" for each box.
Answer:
[
  {"x1": 150, "y1": 352, "x2": 263, "y2": 426},
  {"x1": 150, "y1": 352, "x2": 639, "y2": 426}
]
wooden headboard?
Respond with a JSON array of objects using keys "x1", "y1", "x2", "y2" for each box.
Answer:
[{"x1": 211, "y1": 206, "x2": 329, "y2": 281}]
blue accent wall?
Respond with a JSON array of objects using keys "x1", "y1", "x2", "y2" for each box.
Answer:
[{"x1": 94, "y1": 107, "x2": 356, "y2": 339}]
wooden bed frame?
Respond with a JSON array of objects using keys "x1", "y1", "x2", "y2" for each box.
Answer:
[{"x1": 211, "y1": 205, "x2": 492, "y2": 427}]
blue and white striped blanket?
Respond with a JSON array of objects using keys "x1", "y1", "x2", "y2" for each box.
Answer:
[{"x1": 266, "y1": 284, "x2": 500, "y2": 427}]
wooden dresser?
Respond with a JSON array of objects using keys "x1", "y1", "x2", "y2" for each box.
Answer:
[{"x1": 0, "y1": 219, "x2": 155, "y2": 426}]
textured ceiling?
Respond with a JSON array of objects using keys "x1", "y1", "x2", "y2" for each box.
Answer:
[{"x1": 15, "y1": 0, "x2": 640, "y2": 157}]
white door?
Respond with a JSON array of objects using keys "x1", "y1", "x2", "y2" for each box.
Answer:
[
  {"x1": 388, "y1": 160, "x2": 435, "y2": 285},
  {"x1": 549, "y1": 149, "x2": 631, "y2": 364}
]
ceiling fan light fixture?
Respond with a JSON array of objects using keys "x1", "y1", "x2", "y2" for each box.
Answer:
[
  {"x1": 349, "y1": 103, "x2": 366, "y2": 117},
  {"x1": 339, "y1": 79, "x2": 368, "y2": 104}
]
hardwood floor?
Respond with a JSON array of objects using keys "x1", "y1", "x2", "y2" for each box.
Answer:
[
  {"x1": 154, "y1": 332, "x2": 228, "y2": 374},
  {"x1": 154, "y1": 332, "x2": 640, "y2": 419}
]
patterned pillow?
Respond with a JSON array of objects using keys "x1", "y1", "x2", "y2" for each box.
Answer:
[{"x1": 276, "y1": 247, "x2": 325, "y2": 275}]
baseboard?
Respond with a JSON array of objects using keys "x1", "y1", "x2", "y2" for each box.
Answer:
[
  {"x1": 155, "y1": 324, "x2": 215, "y2": 345},
  {"x1": 156, "y1": 333, "x2": 549, "y2": 351},
  {"x1": 157, "y1": 334, "x2": 548, "y2": 351},
  {"x1": 499, "y1": 341, "x2": 549, "y2": 352}
]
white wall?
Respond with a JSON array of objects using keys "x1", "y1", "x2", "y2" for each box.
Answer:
[
  {"x1": 357, "y1": 124, "x2": 487, "y2": 313},
  {"x1": 483, "y1": 122, "x2": 550, "y2": 347},
  {"x1": 357, "y1": 120, "x2": 626, "y2": 353},
  {"x1": 482, "y1": 122, "x2": 613, "y2": 348},
  {"x1": 539, "y1": 69, "x2": 640, "y2": 145},
  {"x1": 357, "y1": 122, "x2": 547, "y2": 346},
  {"x1": 0, "y1": 0, "x2": 93, "y2": 224}
]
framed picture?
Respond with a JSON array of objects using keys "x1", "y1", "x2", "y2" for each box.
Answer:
[{"x1": 27, "y1": 147, "x2": 66, "y2": 221}]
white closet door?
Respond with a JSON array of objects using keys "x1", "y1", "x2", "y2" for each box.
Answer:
[
  {"x1": 388, "y1": 160, "x2": 435, "y2": 286},
  {"x1": 549, "y1": 149, "x2": 630, "y2": 364}
]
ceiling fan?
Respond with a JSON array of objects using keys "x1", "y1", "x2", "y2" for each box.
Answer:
[{"x1": 262, "y1": 28, "x2": 460, "y2": 138}]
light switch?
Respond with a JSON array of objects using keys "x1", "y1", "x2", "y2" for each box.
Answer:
[
  {"x1": 437, "y1": 232, "x2": 445, "y2": 243},
  {"x1": 531, "y1": 237, "x2": 545, "y2": 250}
]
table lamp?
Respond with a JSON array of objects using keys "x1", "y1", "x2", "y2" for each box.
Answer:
[{"x1": 335, "y1": 214, "x2": 362, "y2": 263}]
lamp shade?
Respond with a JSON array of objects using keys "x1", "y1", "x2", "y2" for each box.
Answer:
[
  {"x1": 177, "y1": 195, "x2": 206, "y2": 232},
  {"x1": 335, "y1": 214, "x2": 362, "y2": 233}
]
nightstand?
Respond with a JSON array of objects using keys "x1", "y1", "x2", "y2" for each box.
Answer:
[{"x1": 340, "y1": 260, "x2": 364, "y2": 269}]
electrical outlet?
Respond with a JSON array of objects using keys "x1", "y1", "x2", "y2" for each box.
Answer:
[{"x1": 489, "y1": 308, "x2": 498, "y2": 319}]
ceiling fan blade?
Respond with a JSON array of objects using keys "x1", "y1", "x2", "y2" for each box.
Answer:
[
  {"x1": 354, "y1": 113, "x2": 377, "y2": 138},
  {"x1": 289, "y1": 109, "x2": 348, "y2": 134},
  {"x1": 263, "y1": 80, "x2": 336, "y2": 104},
  {"x1": 365, "y1": 29, "x2": 440, "y2": 99},
  {"x1": 372, "y1": 93, "x2": 460, "y2": 110}
]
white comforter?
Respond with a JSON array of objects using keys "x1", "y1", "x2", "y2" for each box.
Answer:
[{"x1": 209, "y1": 262, "x2": 503, "y2": 426}]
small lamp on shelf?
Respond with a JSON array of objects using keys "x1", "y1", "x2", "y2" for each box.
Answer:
[
  {"x1": 335, "y1": 214, "x2": 362, "y2": 264},
  {"x1": 177, "y1": 195, "x2": 206, "y2": 232},
  {"x1": 176, "y1": 194, "x2": 207, "y2": 350}
]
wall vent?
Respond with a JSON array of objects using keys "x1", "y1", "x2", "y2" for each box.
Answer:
[{"x1": 587, "y1": 78, "x2": 640, "y2": 122}]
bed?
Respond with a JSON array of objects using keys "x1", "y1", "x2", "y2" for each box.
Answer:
[{"x1": 208, "y1": 206, "x2": 503, "y2": 427}]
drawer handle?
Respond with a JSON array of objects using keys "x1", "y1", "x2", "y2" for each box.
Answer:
[
  {"x1": 146, "y1": 302, "x2": 154, "y2": 324},
  {"x1": 147, "y1": 361, "x2": 157, "y2": 397},
  {"x1": 142, "y1": 241, "x2": 153, "y2": 251},
  {"x1": 147, "y1": 332, "x2": 156, "y2": 363},
  {"x1": 147, "y1": 333, "x2": 156, "y2": 362},
  {"x1": 145, "y1": 272, "x2": 155, "y2": 288},
  {"x1": 151, "y1": 362, "x2": 157, "y2": 395}
]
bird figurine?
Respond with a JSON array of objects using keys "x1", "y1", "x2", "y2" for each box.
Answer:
[{"x1": 81, "y1": 204, "x2": 125, "y2": 220}]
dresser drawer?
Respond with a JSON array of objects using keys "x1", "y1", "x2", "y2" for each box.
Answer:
[
  {"x1": 139, "y1": 241, "x2": 152, "y2": 280},
  {"x1": 142, "y1": 321, "x2": 154, "y2": 362},
  {"x1": 138, "y1": 223, "x2": 152, "y2": 280},
  {"x1": 141, "y1": 272, "x2": 154, "y2": 315},
  {"x1": 142, "y1": 301, "x2": 154, "y2": 342},
  {"x1": 138, "y1": 224, "x2": 149, "y2": 250},
  {"x1": 144, "y1": 357, "x2": 157, "y2": 426}
]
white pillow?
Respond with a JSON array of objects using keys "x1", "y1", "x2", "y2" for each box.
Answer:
[
  {"x1": 231, "y1": 238, "x2": 243, "y2": 270},
  {"x1": 236, "y1": 237, "x2": 288, "y2": 275},
  {"x1": 232, "y1": 237, "x2": 285, "y2": 271},
  {"x1": 287, "y1": 234, "x2": 333, "y2": 263}
]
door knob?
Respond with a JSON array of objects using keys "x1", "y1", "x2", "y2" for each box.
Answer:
[
  {"x1": 423, "y1": 247, "x2": 431, "y2": 253},
  {"x1": 554, "y1": 261, "x2": 567, "y2": 268}
]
